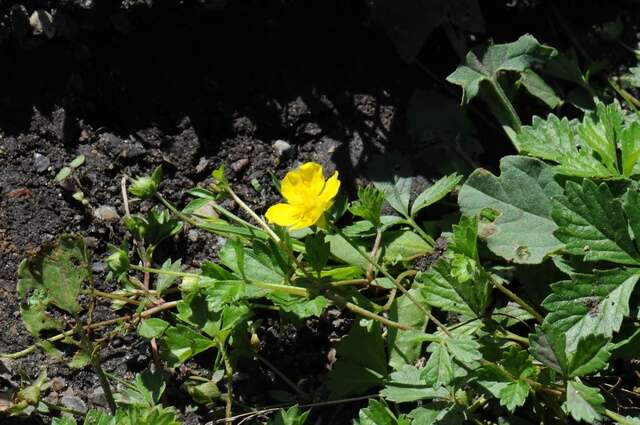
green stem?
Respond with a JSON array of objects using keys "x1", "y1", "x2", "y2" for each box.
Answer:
[
  {"x1": 406, "y1": 217, "x2": 436, "y2": 246},
  {"x1": 155, "y1": 193, "x2": 198, "y2": 226},
  {"x1": 333, "y1": 226, "x2": 450, "y2": 336},
  {"x1": 1, "y1": 301, "x2": 178, "y2": 360},
  {"x1": 606, "y1": 409, "x2": 638, "y2": 425},
  {"x1": 218, "y1": 339, "x2": 234, "y2": 423},
  {"x1": 74, "y1": 316, "x2": 116, "y2": 414},
  {"x1": 494, "y1": 330, "x2": 530, "y2": 346},
  {"x1": 488, "y1": 79, "x2": 521, "y2": 143},
  {"x1": 489, "y1": 275, "x2": 544, "y2": 324}
]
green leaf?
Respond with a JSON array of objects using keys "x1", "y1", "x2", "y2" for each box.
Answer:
[
  {"x1": 411, "y1": 174, "x2": 462, "y2": 217},
  {"x1": 552, "y1": 180, "x2": 640, "y2": 265},
  {"x1": 267, "y1": 293, "x2": 328, "y2": 319},
  {"x1": 447, "y1": 34, "x2": 555, "y2": 133},
  {"x1": 69, "y1": 155, "x2": 86, "y2": 169},
  {"x1": 53, "y1": 417, "x2": 77, "y2": 425},
  {"x1": 567, "y1": 334, "x2": 611, "y2": 377},
  {"x1": 565, "y1": 380, "x2": 605, "y2": 423},
  {"x1": 354, "y1": 399, "x2": 399, "y2": 425},
  {"x1": 55, "y1": 166, "x2": 72, "y2": 182},
  {"x1": 219, "y1": 242, "x2": 284, "y2": 283},
  {"x1": 499, "y1": 380, "x2": 529, "y2": 412},
  {"x1": 447, "y1": 34, "x2": 555, "y2": 104},
  {"x1": 155, "y1": 259, "x2": 182, "y2": 294},
  {"x1": 420, "y1": 257, "x2": 491, "y2": 317},
  {"x1": 68, "y1": 349, "x2": 91, "y2": 369},
  {"x1": 326, "y1": 321, "x2": 387, "y2": 398},
  {"x1": 350, "y1": 185, "x2": 385, "y2": 227},
  {"x1": 17, "y1": 234, "x2": 90, "y2": 337},
  {"x1": 116, "y1": 369, "x2": 167, "y2": 408},
  {"x1": 327, "y1": 233, "x2": 369, "y2": 270},
  {"x1": 388, "y1": 289, "x2": 428, "y2": 370},
  {"x1": 529, "y1": 324, "x2": 568, "y2": 375},
  {"x1": 129, "y1": 166, "x2": 163, "y2": 199},
  {"x1": 383, "y1": 231, "x2": 433, "y2": 262},
  {"x1": 458, "y1": 155, "x2": 563, "y2": 264},
  {"x1": 381, "y1": 366, "x2": 448, "y2": 403},
  {"x1": 445, "y1": 335, "x2": 482, "y2": 365},
  {"x1": 160, "y1": 325, "x2": 215, "y2": 367},
  {"x1": 519, "y1": 69, "x2": 562, "y2": 109},
  {"x1": 269, "y1": 405, "x2": 310, "y2": 425},
  {"x1": 370, "y1": 0, "x2": 483, "y2": 63},
  {"x1": 138, "y1": 318, "x2": 170, "y2": 339},
  {"x1": 516, "y1": 101, "x2": 640, "y2": 178},
  {"x1": 183, "y1": 379, "x2": 220, "y2": 405},
  {"x1": 421, "y1": 343, "x2": 453, "y2": 388},
  {"x1": 624, "y1": 186, "x2": 640, "y2": 241},
  {"x1": 304, "y1": 233, "x2": 330, "y2": 275},
  {"x1": 515, "y1": 114, "x2": 610, "y2": 178},
  {"x1": 542, "y1": 269, "x2": 639, "y2": 350}
]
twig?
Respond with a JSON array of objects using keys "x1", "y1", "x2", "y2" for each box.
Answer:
[
  {"x1": 211, "y1": 394, "x2": 379, "y2": 424},
  {"x1": 489, "y1": 275, "x2": 544, "y2": 324},
  {"x1": 255, "y1": 354, "x2": 307, "y2": 398},
  {"x1": 1, "y1": 301, "x2": 179, "y2": 359}
]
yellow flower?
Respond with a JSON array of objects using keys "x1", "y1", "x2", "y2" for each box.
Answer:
[{"x1": 265, "y1": 162, "x2": 340, "y2": 229}]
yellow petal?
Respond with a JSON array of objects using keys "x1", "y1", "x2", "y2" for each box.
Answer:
[
  {"x1": 265, "y1": 203, "x2": 303, "y2": 227},
  {"x1": 293, "y1": 203, "x2": 326, "y2": 229},
  {"x1": 319, "y1": 171, "x2": 340, "y2": 204},
  {"x1": 281, "y1": 162, "x2": 325, "y2": 203}
]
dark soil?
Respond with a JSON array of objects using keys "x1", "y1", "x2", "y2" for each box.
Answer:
[{"x1": 1, "y1": 0, "x2": 638, "y2": 424}]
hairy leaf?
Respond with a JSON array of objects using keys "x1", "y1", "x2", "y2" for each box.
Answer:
[
  {"x1": 552, "y1": 180, "x2": 640, "y2": 265},
  {"x1": 542, "y1": 269, "x2": 639, "y2": 350},
  {"x1": 565, "y1": 380, "x2": 605, "y2": 423},
  {"x1": 459, "y1": 156, "x2": 563, "y2": 264}
]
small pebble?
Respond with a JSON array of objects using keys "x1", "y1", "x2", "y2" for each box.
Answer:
[
  {"x1": 231, "y1": 158, "x2": 249, "y2": 173},
  {"x1": 273, "y1": 139, "x2": 292, "y2": 157},
  {"x1": 89, "y1": 387, "x2": 107, "y2": 408},
  {"x1": 33, "y1": 153, "x2": 50, "y2": 173},
  {"x1": 61, "y1": 395, "x2": 87, "y2": 414},
  {"x1": 188, "y1": 229, "x2": 199, "y2": 242},
  {"x1": 196, "y1": 157, "x2": 210, "y2": 173},
  {"x1": 93, "y1": 205, "x2": 119, "y2": 222}
]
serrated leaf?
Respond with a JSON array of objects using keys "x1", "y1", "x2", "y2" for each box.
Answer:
[
  {"x1": 499, "y1": 380, "x2": 529, "y2": 412},
  {"x1": 411, "y1": 174, "x2": 463, "y2": 217},
  {"x1": 17, "y1": 234, "x2": 90, "y2": 337},
  {"x1": 445, "y1": 335, "x2": 482, "y2": 365},
  {"x1": 516, "y1": 101, "x2": 640, "y2": 178},
  {"x1": 567, "y1": 334, "x2": 611, "y2": 377},
  {"x1": 529, "y1": 324, "x2": 568, "y2": 375},
  {"x1": 269, "y1": 405, "x2": 310, "y2": 425},
  {"x1": 421, "y1": 343, "x2": 453, "y2": 387},
  {"x1": 515, "y1": 114, "x2": 609, "y2": 178},
  {"x1": 326, "y1": 321, "x2": 387, "y2": 398},
  {"x1": 552, "y1": 180, "x2": 640, "y2": 265},
  {"x1": 381, "y1": 365, "x2": 448, "y2": 403},
  {"x1": 388, "y1": 289, "x2": 428, "y2": 370},
  {"x1": 542, "y1": 269, "x2": 638, "y2": 351},
  {"x1": 267, "y1": 293, "x2": 328, "y2": 319},
  {"x1": 350, "y1": 185, "x2": 385, "y2": 227},
  {"x1": 565, "y1": 380, "x2": 605, "y2": 423},
  {"x1": 354, "y1": 399, "x2": 398, "y2": 425},
  {"x1": 459, "y1": 156, "x2": 563, "y2": 264}
]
